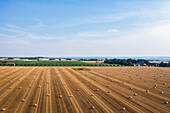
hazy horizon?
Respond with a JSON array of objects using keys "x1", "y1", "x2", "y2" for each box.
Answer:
[
  {"x1": 1, "y1": 55, "x2": 170, "y2": 57},
  {"x1": 1, "y1": 0, "x2": 170, "y2": 56}
]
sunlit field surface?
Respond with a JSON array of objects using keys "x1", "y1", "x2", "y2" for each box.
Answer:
[{"x1": 0, "y1": 67, "x2": 170, "y2": 113}]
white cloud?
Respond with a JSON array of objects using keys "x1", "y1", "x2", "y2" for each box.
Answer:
[
  {"x1": 2, "y1": 24, "x2": 26, "y2": 34},
  {"x1": 52, "y1": 1, "x2": 170, "y2": 31},
  {"x1": 6, "y1": 24, "x2": 23, "y2": 30},
  {"x1": 68, "y1": 23, "x2": 170, "y2": 56},
  {"x1": 1, "y1": 24, "x2": 51, "y2": 40},
  {"x1": 107, "y1": 29, "x2": 118, "y2": 33},
  {"x1": 77, "y1": 29, "x2": 118, "y2": 38},
  {"x1": 0, "y1": 34, "x2": 9, "y2": 37},
  {"x1": 28, "y1": 33, "x2": 51, "y2": 40},
  {"x1": 78, "y1": 32, "x2": 106, "y2": 37},
  {"x1": 1, "y1": 22, "x2": 170, "y2": 56}
]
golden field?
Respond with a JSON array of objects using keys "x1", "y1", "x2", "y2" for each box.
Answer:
[{"x1": 0, "y1": 67, "x2": 170, "y2": 113}]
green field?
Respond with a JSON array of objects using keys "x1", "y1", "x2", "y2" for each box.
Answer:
[{"x1": 0, "y1": 61, "x2": 121, "y2": 67}]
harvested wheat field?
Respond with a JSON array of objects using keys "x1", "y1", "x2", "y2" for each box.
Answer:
[{"x1": 0, "y1": 66, "x2": 170, "y2": 113}]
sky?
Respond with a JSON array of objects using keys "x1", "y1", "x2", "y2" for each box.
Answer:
[{"x1": 0, "y1": 0, "x2": 170, "y2": 57}]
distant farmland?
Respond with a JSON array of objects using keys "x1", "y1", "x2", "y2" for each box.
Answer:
[{"x1": 0, "y1": 61, "x2": 121, "y2": 67}]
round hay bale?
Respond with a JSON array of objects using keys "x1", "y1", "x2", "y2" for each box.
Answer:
[
  {"x1": 129, "y1": 96, "x2": 133, "y2": 99},
  {"x1": 106, "y1": 85, "x2": 110, "y2": 87},
  {"x1": 153, "y1": 86, "x2": 157, "y2": 89},
  {"x1": 91, "y1": 94, "x2": 94, "y2": 96},
  {"x1": 69, "y1": 95, "x2": 73, "y2": 97},
  {"x1": 19, "y1": 87, "x2": 22, "y2": 89},
  {"x1": 163, "y1": 83, "x2": 166, "y2": 85},
  {"x1": 76, "y1": 89, "x2": 79, "y2": 91},
  {"x1": 59, "y1": 95, "x2": 62, "y2": 98},
  {"x1": 146, "y1": 90, "x2": 149, "y2": 93},
  {"x1": 160, "y1": 92, "x2": 164, "y2": 94},
  {"x1": 134, "y1": 93, "x2": 137, "y2": 96},
  {"x1": 96, "y1": 89, "x2": 99, "y2": 91},
  {"x1": 122, "y1": 107, "x2": 126, "y2": 110},
  {"x1": 46, "y1": 94, "x2": 50, "y2": 96},
  {"x1": 165, "y1": 101, "x2": 168, "y2": 104},
  {"x1": 108, "y1": 91, "x2": 111, "y2": 93},
  {"x1": 91, "y1": 106, "x2": 95, "y2": 109},
  {"x1": 33, "y1": 104, "x2": 37, "y2": 107},
  {"x1": 0, "y1": 108, "x2": 6, "y2": 111},
  {"x1": 129, "y1": 87, "x2": 133, "y2": 90},
  {"x1": 21, "y1": 99, "x2": 25, "y2": 102}
]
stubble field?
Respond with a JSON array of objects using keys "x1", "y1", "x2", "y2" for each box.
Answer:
[{"x1": 0, "y1": 67, "x2": 170, "y2": 113}]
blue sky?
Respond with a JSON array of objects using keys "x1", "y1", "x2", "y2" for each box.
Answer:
[{"x1": 0, "y1": 0, "x2": 170, "y2": 57}]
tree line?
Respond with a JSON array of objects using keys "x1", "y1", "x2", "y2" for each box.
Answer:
[
  {"x1": 159, "y1": 62, "x2": 170, "y2": 67},
  {"x1": 104, "y1": 58, "x2": 148, "y2": 66}
]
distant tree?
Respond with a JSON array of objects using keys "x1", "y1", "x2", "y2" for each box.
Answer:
[
  {"x1": 104, "y1": 58, "x2": 109, "y2": 63},
  {"x1": 66, "y1": 58, "x2": 71, "y2": 60},
  {"x1": 159, "y1": 62, "x2": 169, "y2": 67}
]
